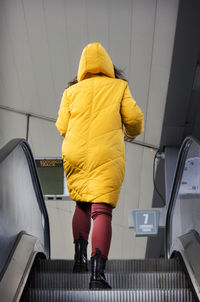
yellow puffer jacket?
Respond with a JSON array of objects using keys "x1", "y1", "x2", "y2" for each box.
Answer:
[{"x1": 56, "y1": 42, "x2": 144, "y2": 207}]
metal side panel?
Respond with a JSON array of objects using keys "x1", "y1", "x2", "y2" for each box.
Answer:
[
  {"x1": 171, "y1": 230, "x2": 200, "y2": 301},
  {"x1": 0, "y1": 139, "x2": 50, "y2": 277},
  {"x1": 0, "y1": 233, "x2": 46, "y2": 302}
]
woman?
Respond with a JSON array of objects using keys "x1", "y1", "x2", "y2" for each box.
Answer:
[{"x1": 55, "y1": 42, "x2": 144, "y2": 289}]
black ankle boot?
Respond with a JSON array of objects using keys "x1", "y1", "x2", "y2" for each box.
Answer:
[
  {"x1": 89, "y1": 248, "x2": 112, "y2": 290},
  {"x1": 73, "y1": 233, "x2": 88, "y2": 273}
]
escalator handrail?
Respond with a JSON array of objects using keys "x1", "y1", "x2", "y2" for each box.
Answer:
[
  {"x1": 165, "y1": 135, "x2": 200, "y2": 258},
  {"x1": 0, "y1": 138, "x2": 25, "y2": 163},
  {"x1": 0, "y1": 138, "x2": 50, "y2": 258}
]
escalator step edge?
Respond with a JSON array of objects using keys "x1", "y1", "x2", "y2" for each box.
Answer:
[
  {"x1": 22, "y1": 289, "x2": 195, "y2": 302},
  {"x1": 35, "y1": 258, "x2": 183, "y2": 273},
  {"x1": 30, "y1": 272, "x2": 189, "y2": 290}
]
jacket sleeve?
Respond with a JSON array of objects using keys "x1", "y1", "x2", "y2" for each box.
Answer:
[
  {"x1": 121, "y1": 84, "x2": 144, "y2": 139},
  {"x1": 55, "y1": 89, "x2": 70, "y2": 137}
]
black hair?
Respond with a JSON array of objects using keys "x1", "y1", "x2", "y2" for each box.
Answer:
[
  {"x1": 66, "y1": 65, "x2": 127, "y2": 88},
  {"x1": 113, "y1": 65, "x2": 127, "y2": 82},
  {"x1": 66, "y1": 76, "x2": 78, "y2": 88}
]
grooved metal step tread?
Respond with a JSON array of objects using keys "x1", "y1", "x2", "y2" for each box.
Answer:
[
  {"x1": 30, "y1": 271, "x2": 189, "y2": 290},
  {"x1": 35, "y1": 258, "x2": 183, "y2": 273},
  {"x1": 21, "y1": 288, "x2": 195, "y2": 302}
]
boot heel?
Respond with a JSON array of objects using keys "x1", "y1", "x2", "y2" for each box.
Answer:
[
  {"x1": 73, "y1": 262, "x2": 88, "y2": 273},
  {"x1": 73, "y1": 233, "x2": 88, "y2": 273},
  {"x1": 89, "y1": 280, "x2": 111, "y2": 290},
  {"x1": 89, "y1": 248, "x2": 112, "y2": 290}
]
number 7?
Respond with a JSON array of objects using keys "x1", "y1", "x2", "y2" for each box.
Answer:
[{"x1": 143, "y1": 214, "x2": 149, "y2": 224}]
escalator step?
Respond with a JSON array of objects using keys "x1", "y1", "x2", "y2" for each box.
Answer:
[
  {"x1": 22, "y1": 289, "x2": 195, "y2": 302},
  {"x1": 30, "y1": 272, "x2": 189, "y2": 290},
  {"x1": 36, "y1": 258, "x2": 183, "y2": 273}
]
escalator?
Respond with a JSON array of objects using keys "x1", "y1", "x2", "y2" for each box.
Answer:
[
  {"x1": 0, "y1": 138, "x2": 200, "y2": 301},
  {"x1": 21, "y1": 257, "x2": 195, "y2": 301}
]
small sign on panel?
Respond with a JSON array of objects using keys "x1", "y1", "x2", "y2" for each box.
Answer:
[{"x1": 129, "y1": 210, "x2": 159, "y2": 237}]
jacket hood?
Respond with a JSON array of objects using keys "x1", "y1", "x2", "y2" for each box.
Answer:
[{"x1": 77, "y1": 42, "x2": 115, "y2": 82}]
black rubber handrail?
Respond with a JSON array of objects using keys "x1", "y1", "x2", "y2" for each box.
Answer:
[
  {"x1": 165, "y1": 136, "x2": 200, "y2": 258},
  {"x1": 0, "y1": 139, "x2": 50, "y2": 258}
]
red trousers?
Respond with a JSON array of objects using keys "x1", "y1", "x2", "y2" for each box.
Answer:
[{"x1": 72, "y1": 202, "x2": 113, "y2": 260}]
